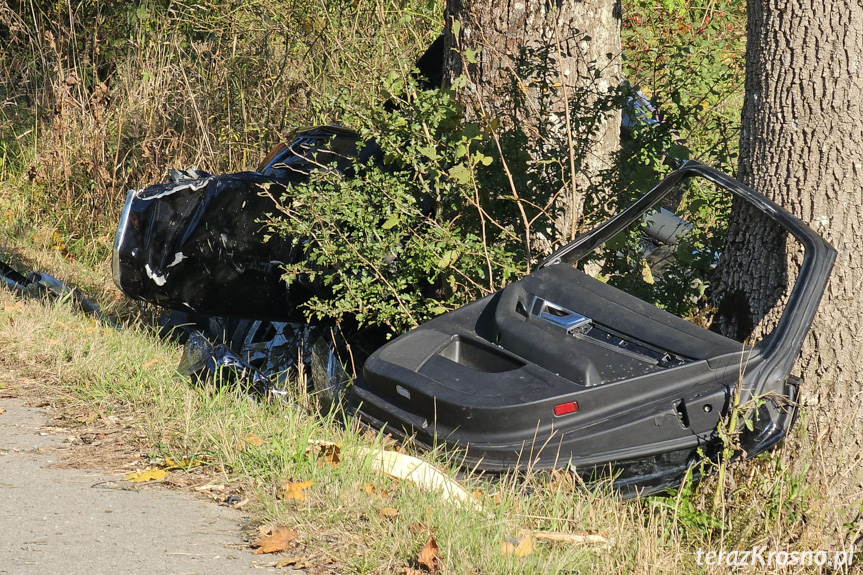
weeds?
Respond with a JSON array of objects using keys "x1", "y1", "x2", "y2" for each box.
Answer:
[{"x1": 1, "y1": 0, "x2": 439, "y2": 233}]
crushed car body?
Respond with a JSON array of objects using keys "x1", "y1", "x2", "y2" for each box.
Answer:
[
  {"x1": 112, "y1": 126, "x2": 373, "y2": 321},
  {"x1": 112, "y1": 128, "x2": 836, "y2": 495}
]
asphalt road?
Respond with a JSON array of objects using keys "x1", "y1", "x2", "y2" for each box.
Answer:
[{"x1": 0, "y1": 397, "x2": 276, "y2": 575}]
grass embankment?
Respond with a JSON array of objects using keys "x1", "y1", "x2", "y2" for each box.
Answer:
[
  {"x1": 0, "y1": 0, "x2": 856, "y2": 572},
  {"x1": 0, "y1": 223, "x2": 671, "y2": 574},
  {"x1": 0, "y1": 185, "x2": 850, "y2": 573}
]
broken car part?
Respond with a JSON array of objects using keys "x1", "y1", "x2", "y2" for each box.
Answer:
[
  {"x1": 112, "y1": 126, "x2": 376, "y2": 320},
  {"x1": 177, "y1": 330, "x2": 274, "y2": 399},
  {"x1": 0, "y1": 258, "x2": 113, "y2": 325},
  {"x1": 352, "y1": 162, "x2": 835, "y2": 494}
]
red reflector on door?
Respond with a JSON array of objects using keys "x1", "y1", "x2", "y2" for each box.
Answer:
[{"x1": 553, "y1": 401, "x2": 579, "y2": 416}]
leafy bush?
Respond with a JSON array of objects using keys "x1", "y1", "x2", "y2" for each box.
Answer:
[
  {"x1": 268, "y1": 58, "x2": 632, "y2": 333},
  {"x1": 268, "y1": 78, "x2": 528, "y2": 334}
]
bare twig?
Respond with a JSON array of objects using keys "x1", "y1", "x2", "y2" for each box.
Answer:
[{"x1": 552, "y1": 14, "x2": 581, "y2": 241}]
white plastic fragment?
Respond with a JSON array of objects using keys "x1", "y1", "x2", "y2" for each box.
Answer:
[
  {"x1": 144, "y1": 264, "x2": 167, "y2": 286},
  {"x1": 167, "y1": 252, "x2": 186, "y2": 268},
  {"x1": 353, "y1": 446, "x2": 480, "y2": 509}
]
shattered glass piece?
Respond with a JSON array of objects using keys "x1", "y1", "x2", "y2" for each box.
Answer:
[
  {"x1": 310, "y1": 336, "x2": 353, "y2": 414},
  {"x1": 178, "y1": 330, "x2": 272, "y2": 398}
]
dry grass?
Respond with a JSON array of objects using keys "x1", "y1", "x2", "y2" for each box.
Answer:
[{"x1": 0, "y1": 0, "x2": 436, "y2": 239}]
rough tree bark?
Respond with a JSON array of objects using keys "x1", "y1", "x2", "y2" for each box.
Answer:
[
  {"x1": 441, "y1": 0, "x2": 621, "y2": 252},
  {"x1": 712, "y1": 0, "x2": 863, "y2": 536}
]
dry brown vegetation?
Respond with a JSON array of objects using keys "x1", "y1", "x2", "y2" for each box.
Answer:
[{"x1": 0, "y1": 0, "x2": 433, "y2": 247}]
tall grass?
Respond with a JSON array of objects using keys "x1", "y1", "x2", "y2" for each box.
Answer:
[{"x1": 0, "y1": 0, "x2": 438, "y2": 239}]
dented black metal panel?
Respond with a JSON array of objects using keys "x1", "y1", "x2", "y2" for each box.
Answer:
[
  {"x1": 112, "y1": 127, "x2": 366, "y2": 320},
  {"x1": 113, "y1": 171, "x2": 308, "y2": 319}
]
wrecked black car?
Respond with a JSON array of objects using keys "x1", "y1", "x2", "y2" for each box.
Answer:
[
  {"x1": 113, "y1": 126, "x2": 379, "y2": 321},
  {"x1": 112, "y1": 127, "x2": 835, "y2": 495}
]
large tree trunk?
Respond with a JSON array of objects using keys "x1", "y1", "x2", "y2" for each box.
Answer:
[
  {"x1": 713, "y1": 0, "x2": 863, "y2": 538},
  {"x1": 442, "y1": 0, "x2": 621, "y2": 253}
]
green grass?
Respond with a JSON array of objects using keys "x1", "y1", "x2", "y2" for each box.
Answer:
[{"x1": 0, "y1": 222, "x2": 850, "y2": 573}]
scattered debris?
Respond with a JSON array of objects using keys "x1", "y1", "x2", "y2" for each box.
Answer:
[
  {"x1": 0, "y1": 259, "x2": 114, "y2": 326},
  {"x1": 222, "y1": 495, "x2": 249, "y2": 509},
  {"x1": 177, "y1": 330, "x2": 272, "y2": 398},
  {"x1": 354, "y1": 447, "x2": 478, "y2": 509},
  {"x1": 110, "y1": 132, "x2": 835, "y2": 495}
]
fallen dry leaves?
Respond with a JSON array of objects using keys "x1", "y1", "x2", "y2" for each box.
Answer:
[
  {"x1": 281, "y1": 479, "x2": 313, "y2": 502},
  {"x1": 408, "y1": 522, "x2": 428, "y2": 534},
  {"x1": 141, "y1": 358, "x2": 159, "y2": 371},
  {"x1": 3, "y1": 301, "x2": 25, "y2": 313},
  {"x1": 274, "y1": 555, "x2": 309, "y2": 569},
  {"x1": 373, "y1": 505, "x2": 399, "y2": 519},
  {"x1": 417, "y1": 534, "x2": 441, "y2": 574},
  {"x1": 163, "y1": 456, "x2": 205, "y2": 470},
  {"x1": 243, "y1": 433, "x2": 264, "y2": 447},
  {"x1": 362, "y1": 483, "x2": 389, "y2": 498},
  {"x1": 501, "y1": 530, "x2": 534, "y2": 558},
  {"x1": 122, "y1": 468, "x2": 167, "y2": 483},
  {"x1": 307, "y1": 440, "x2": 341, "y2": 467},
  {"x1": 251, "y1": 525, "x2": 298, "y2": 554},
  {"x1": 75, "y1": 410, "x2": 99, "y2": 424},
  {"x1": 0, "y1": 407, "x2": 5, "y2": 415}
]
